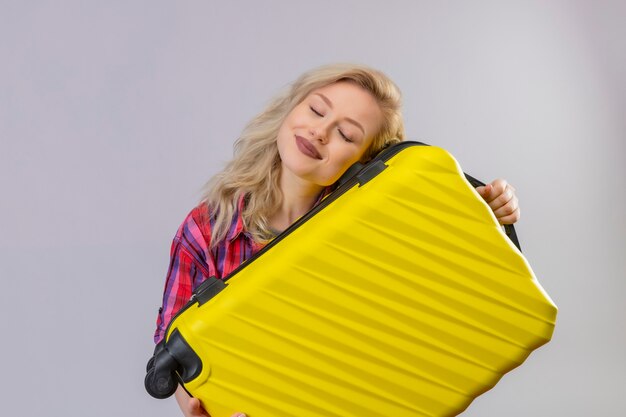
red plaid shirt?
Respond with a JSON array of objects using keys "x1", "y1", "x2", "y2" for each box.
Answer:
[
  {"x1": 154, "y1": 190, "x2": 331, "y2": 343},
  {"x1": 154, "y1": 195, "x2": 263, "y2": 343}
]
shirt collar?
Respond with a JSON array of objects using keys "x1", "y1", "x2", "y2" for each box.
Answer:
[{"x1": 315, "y1": 185, "x2": 335, "y2": 204}]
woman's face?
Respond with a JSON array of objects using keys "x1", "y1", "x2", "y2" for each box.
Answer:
[{"x1": 276, "y1": 81, "x2": 383, "y2": 187}]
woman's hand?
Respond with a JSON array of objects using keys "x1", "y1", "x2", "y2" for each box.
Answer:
[
  {"x1": 175, "y1": 385, "x2": 246, "y2": 417},
  {"x1": 476, "y1": 179, "x2": 520, "y2": 225}
]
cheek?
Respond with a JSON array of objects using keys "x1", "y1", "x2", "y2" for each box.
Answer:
[
  {"x1": 343, "y1": 146, "x2": 368, "y2": 164},
  {"x1": 332, "y1": 148, "x2": 364, "y2": 173},
  {"x1": 276, "y1": 121, "x2": 293, "y2": 151}
]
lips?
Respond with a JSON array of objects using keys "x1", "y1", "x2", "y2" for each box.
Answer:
[{"x1": 295, "y1": 135, "x2": 322, "y2": 160}]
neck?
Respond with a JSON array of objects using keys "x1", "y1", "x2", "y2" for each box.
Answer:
[{"x1": 269, "y1": 169, "x2": 324, "y2": 232}]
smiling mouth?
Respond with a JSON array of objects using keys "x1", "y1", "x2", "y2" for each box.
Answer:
[{"x1": 295, "y1": 135, "x2": 322, "y2": 160}]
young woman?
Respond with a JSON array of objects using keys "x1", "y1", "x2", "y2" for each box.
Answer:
[{"x1": 153, "y1": 64, "x2": 520, "y2": 417}]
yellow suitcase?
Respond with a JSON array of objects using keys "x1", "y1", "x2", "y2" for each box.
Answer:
[{"x1": 145, "y1": 142, "x2": 557, "y2": 417}]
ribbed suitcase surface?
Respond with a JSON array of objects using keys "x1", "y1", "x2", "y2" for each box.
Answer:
[{"x1": 160, "y1": 143, "x2": 557, "y2": 417}]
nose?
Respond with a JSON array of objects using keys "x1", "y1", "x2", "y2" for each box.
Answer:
[{"x1": 310, "y1": 125, "x2": 328, "y2": 144}]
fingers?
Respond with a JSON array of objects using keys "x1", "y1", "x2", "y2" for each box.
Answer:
[
  {"x1": 480, "y1": 179, "x2": 506, "y2": 203},
  {"x1": 187, "y1": 398, "x2": 210, "y2": 417},
  {"x1": 176, "y1": 386, "x2": 243, "y2": 417},
  {"x1": 490, "y1": 183, "x2": 515, "y2": 210},
  {"x1": 188, "y1": 397, "x2": 246, "y2": 417},
  {"x1": 496, "y1": 209, "x2": 521, "y2": 225},
  {"x1": 475, "y1": 183, "x2": 493, "y2": 200},
  {"x1": 492, "y1": 198, "x2": 520, "y2": 224},
  {"x1": 478, "y1": 179, "x2": 520, "y2": 225}
]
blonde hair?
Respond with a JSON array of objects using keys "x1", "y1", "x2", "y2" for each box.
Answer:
[{"x1": 202, "y1": 63, "x2": 405, "y2": 247}]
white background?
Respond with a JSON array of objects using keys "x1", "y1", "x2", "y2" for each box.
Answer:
[{"x1": 1, "y1": 1, "x2": 624, "y2": 415}]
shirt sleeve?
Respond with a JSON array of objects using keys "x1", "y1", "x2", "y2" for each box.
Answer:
[{"x1": 153, "y1": 209, "x2": 215, "y2": 344}]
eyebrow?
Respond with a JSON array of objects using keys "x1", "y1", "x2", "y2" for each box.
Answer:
[{"x1": 314, "y1": 93, "x2": 366, "y2": 135}]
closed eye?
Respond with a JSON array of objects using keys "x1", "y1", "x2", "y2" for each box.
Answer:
[
  {"x1": 310, "y1": 106, "x2": 323, "y2": 117},
  {"x1": 338, "y1": 128, "x2": 353, "y2": 143}
]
